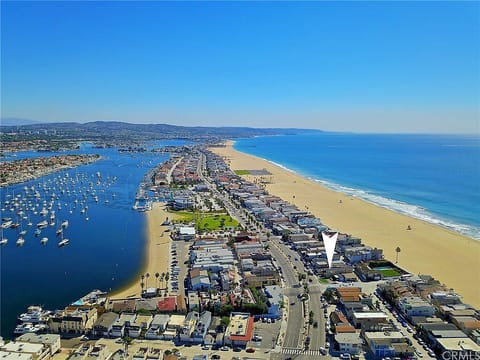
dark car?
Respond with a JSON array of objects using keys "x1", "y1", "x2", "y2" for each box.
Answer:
[
  {"x1": 212, "y1": 355, "x2": 220, "y2": 360},
  {"x1": 211, "y1": 345, "x2": 220, "y2": 350},
  {"x1": 233, "y1": 347, "x2": 241, "y2": 352},
  {"x1": 246, "y1": 348, "x2": 255, "y2": 353}
]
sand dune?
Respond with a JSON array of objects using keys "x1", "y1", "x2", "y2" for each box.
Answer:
[{"x1": 211, "y1": 141, "x2": 480, "y2": 307}]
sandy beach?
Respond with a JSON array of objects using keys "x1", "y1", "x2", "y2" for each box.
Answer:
[
  {"x1": 110, "y1": 203, "x2": 176, "y2": 299},
  {"x1": 211, "y1": 141, "x2": 480, "y2": 307}
]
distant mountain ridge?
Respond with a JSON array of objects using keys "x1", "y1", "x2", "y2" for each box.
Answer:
[
  {"x1": 0, "y1": 120, "x2": 322, "y2": 139},
  {"x1": 0, "y1": 117, "x2": 45, "y2": 126}
]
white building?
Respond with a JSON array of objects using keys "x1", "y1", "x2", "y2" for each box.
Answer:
[
  {"x1": 398, "y1": 296, "x2": 436, "y2": 317},
  {"x1": 335, "y1": 333, "x2": 363, "y2": 355}
]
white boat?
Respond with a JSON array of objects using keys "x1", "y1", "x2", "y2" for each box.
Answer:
[
  {"x1": 16, "y1": 237, "x2": 25, "y2": 246},
  {"x1": 58, "y1": 238, "x2": 70, "y2": 247},
  {"x1": 0, "y1": 238, "x2": 7, "y2": 246},
  {"x1": 1, "y1": 220, "x2": 13, "y2": 229},
  {"x1": 14, "y1": 323, "x2": 40, "y2": 334},
  {"x1": 19, "y1": 229, "x2": 27, "y2": 236},
  {"x1": 61, "y1": 220, "x2": 69, "y2": 228},
  {"x1": 34, "y1": 229, "x2": 41, "y2": 236},
  {"x1": 37, "y1": 220, "x2": 48, "y2": 229},
  {"x1": 56, "y1": 228, "x2": 63, "y2": 236},
  {"x1": 40, "y1": 237, "x2": 48, "y2": 245}
]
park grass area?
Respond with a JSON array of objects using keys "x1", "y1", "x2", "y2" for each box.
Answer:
[
  {"x1": 172, "y1": 211, "x2": 239, "y2": 231},
  {"x1": 318, "y1": 278, "x2": 330, "y2": 284},
  {"x1": 378, "y1": 269, "x2": 402, "y2": 277},
  {"x1": 234, "y1": 169, "x2": 250, "y2": 175}
]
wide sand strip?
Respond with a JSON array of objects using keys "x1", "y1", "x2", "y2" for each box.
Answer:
[
  {"x1": 210, "y1": 141, "x2": 480, "y2": 307},
  {"x1": 110, "y1": 203, "x2": 175, "y2": 299}
]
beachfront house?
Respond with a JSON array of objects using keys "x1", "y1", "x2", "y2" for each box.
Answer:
[{"x1": 92, "y1": 312, "x2": 119, "y2": 338}]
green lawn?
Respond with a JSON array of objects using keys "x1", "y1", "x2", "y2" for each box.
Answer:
[
  {"x1": 318, "y1": 278, "x2": 330, "y2": 284},
  {"x1": 197, "y1": 214, "x2": 239, "y2": 231},
  {"x1": 172, "y1": 211, "x2": 239, "y2": 231},
  {"x1": 234, "y1": 169, "x2": 250, "y2": 175},
  {"x1": 378, "y1": 269, "x2": 401, "y2": 277}
]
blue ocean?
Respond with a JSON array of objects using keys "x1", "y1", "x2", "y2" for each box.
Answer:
[
  {"x1": 235, "y1": 133, "x2": 480, "y2": 240},
  {"x1": 0, "y1": 141, "x2": 185, "y2": 337}
]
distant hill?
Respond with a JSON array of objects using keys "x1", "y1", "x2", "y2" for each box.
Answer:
[
  {"x1": 0, "y1": 117, "x2": 46, "y2": 126},
  {"x1": 0, "y1": 120, "x2": 322, "y2": 140}
]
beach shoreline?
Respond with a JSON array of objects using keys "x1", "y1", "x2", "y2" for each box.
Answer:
[
  {"x1": 109, "y1": 202, "x2": 175, "y2": 299},
  {"x1": 210, "y1": 141, "x2": 480, "y2": 307}
]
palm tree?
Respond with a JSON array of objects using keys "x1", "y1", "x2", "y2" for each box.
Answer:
[
  {"x1": 145, "y1": 272, "x2": 150, "y2": 288},
  {"x1": 140, "y1": 274, "x2": 145, "y2": 294},
  {"x1": 160, "y1": 272, "x2": 165, "y2": 289},
  {"x1": 165, "y1": 272, "x2": 170, "y2": 285},
  {"x1": 395, "y1": 247, "x2": 401, "y2": 263},
  {"x1": 155, "y1": 272, "x2": 160, "y2": 288}
]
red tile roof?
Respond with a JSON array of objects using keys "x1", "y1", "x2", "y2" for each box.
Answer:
[
  {"x1": 229, "y1": 315, "x2": 254, "y2": 342},
  {"x1": 157, "y1": 296, "x2": 176, "y2": 311}
]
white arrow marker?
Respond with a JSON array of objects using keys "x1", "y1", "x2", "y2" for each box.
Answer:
[{"x1": 322, "y1": 232, "x2": 338, "y2": 269}]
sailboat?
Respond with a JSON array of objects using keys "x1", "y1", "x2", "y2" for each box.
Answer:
[
  {"x1": 16, "y1": 237, "x2": 25, "y2": 246},
  {"x1": 57, "y1": 230, "x2": 69, "y2": 247},
  {"x1": 40, "y1": 237, "x2": 48, "y2": 245}
]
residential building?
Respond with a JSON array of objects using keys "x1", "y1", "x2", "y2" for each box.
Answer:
[
  {"x1": 92, "y1": 312, "x2": 118, "y2": 338},
  {"x1": 0, "y1": 342, "x2": 49, "y2": 360},
  {"x1": 15, "y1": 334, "x2": 60, "y2": 355},
  {"x1": 363, "y1": 331, "x2": 414, "y2": 359},
  {"x1": 334, "y1": 333, "x2": 363, "y2": 355},
  {"x1": 224, "y1": 313, "x2": 254, "y2": 347},
  {"x1": 398, "y1": 296, "x2": 436, "y2": 317}
]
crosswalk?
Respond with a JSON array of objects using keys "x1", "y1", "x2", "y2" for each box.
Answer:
[{"x1": 281, "y1": 347, "x2": 324, "y2": 356}]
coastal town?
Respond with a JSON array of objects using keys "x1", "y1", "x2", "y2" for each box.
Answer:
[
  {"x1": 1, "y1": 143, "x2": 479, "y2": 360},
  {"x1": 0, "y1": 155, "x2": 101, "y2": 187}
]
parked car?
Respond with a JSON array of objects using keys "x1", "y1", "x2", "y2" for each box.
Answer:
[{"x1": 246, "y1": 348, "x2": 255, "y2": 353}]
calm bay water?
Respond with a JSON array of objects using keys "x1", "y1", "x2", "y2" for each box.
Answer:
[
  {"x1": 0, "y1": 141, "x2": 185, "y2": 337},
  {"x1": 235, "y1": 133, "x2": 480, "y2": 239}
]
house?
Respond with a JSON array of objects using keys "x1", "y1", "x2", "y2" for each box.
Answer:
[
  {"x1": 129, "y1": 314, "x2": 153, "y2": 338},
  {"x1": 48, "y1": 307, "x2": 98, "y2": 335},
  {"x1": 111, "y1": 313, "x2": 136, "y2": 338},
  {"x1": 263, "y1": 285, "x2": 283, "y2": 319},
  {"x1": 363, "y1": 331, "x2": 415, "y2": 359},
  {"x1": 163, "y1": 315, "x2": 185, "y2": 339},
  {"x1": 145, "y1": 314, "x2": 170, "y2": 340},
  {"x1": 224, "y1": 313, "x2": 254, "y2": 347},
  {"x1": 158, "y1": 297, "x2": 177, "y2": 313},
  {"x1": 15, "y1": 334, "x2": 60, "y2": 355},
  {"x1": 352, "y1": 312, "x2": 388, "y2": 330},
  {"x1": 190, "y1": 270, "x2": 211, "y2": 291},
  {"x1": 92, "y1": 312, "x2": 119, "y2": 338},
  {"x1": 176, "y1": 226, "x2": 196, "y2": 240},
  {"x1": 179, "y1": 312, "x2": 199, "y2": 343},
  {"x1": 334, "y1": 333, "x2": 363, "y2": 355},
  {"x1": 397, "y1": 296, "x2": 436, "y2": 317},
  {"x1": 191, "y1": 311, "x2": 212, "y2": 343},
  {"x1": 0, "y1": 342, "x2": 49, "y2": 360}
]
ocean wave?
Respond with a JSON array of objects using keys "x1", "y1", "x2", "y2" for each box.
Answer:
[
  {"x1": 312, "y1": 178, "x2": 480, "y2": 240},
  {"x1": 247, "y1": 153, "x2": 480, "y2": 240}
]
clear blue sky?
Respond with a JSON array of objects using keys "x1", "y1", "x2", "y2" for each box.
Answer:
[{"x1": 1, "y1": 1, "x2": 478, "y2": 133}]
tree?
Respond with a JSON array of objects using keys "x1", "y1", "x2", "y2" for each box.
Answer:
[
  {"x1": 165, "y1": 272, "x2": 170, "y2": 285},
  {"x1": 155, "y1": 272, "x2": 160, "y2": 288},
  {"x1": 145, "y1": 272, "x2": 150, "y2": 288},
  {"x1": 395, "y1": 247, "x2": 401, "y2": 263},
  {"x1": 160, "y1": 272, "x2": 165, "y2": 289},
  {"x1": 140, "y1": 274, "x2": 145, "y2": 294}
]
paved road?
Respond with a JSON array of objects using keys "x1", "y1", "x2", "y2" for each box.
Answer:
[{"x1": 307, "y1": 282, "x2": 325, "y2": 351}]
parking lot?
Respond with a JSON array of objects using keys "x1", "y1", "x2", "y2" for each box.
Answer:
[
  {"x1": 248, "y1": 317, "x2": 282, "y2": 350},
  {"x1": 168, "y1": 239, "x2": 190, "y2": 296}
]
